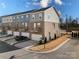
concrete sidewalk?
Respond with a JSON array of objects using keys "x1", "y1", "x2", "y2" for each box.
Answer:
[
  {"x1": 27, "y1": 35, "x2": 71, "y2": 53},
  {"x1": 0, "y1": 36, "x2": 14, "y2": 41},
  {"x1": 0, "y1": 48, "x2": 30, "y2": 59}
]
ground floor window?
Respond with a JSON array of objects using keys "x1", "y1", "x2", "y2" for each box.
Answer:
[
  {"x1": 34, "y1": 23, "x2": 37, "y2": 30},
  {"x1": 33, "y1": 22, "x2": 41, "y2": 31}
]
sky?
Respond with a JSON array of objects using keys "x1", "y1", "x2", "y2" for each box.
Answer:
[{"x1": 0, "y1": 0, "x2": 79, "y2": 18}]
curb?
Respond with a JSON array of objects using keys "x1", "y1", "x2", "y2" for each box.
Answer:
[{"x1": 24, "y1": 38, "x2": 70, "y2": 53}]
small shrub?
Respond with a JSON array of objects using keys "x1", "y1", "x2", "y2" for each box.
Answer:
[{"x1": 38, "y1": 40, "x2": 42, "y2": 45}]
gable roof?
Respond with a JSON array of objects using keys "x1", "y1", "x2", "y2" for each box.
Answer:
[
  {"x1": 1, "y1": 6, "x2": 60, "y2": 17},
  {"x1": 53, "y1": 7, "x2": 60, "y2": 17}
]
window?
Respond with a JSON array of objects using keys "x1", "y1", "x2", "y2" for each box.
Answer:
[
  {"x1": 32, "y1": 14, "x2": 35, "y2": 19},
  {"x1": 21, "y1": 16, "x2": 24, "y2": 18},
  {"x1": 48, "y1": 14, "x2": 50, "y2": 19},
  {"x1": 22, "y1": 15, "x2": 26, "y2": 21},
  {"x1": 37, "y1": 23, "x2": 40, "y2": 27},
  {"x1": 54, "y1": 23, "x2": 55, "y2": 28},
  {"x1": 26, "y1": 15, "x2": 28, "y2": 18},
  {"x1": 33, "y1": 23, "x2": 41, "y2": 31},
  {"x1": 39, "y1": 13, "x2": 42, "y2": 19},
  {"x1": 17, "y1": 16, "x2": 19, "y2": 19},
  {"x1": 34, "y1": 23, "x2": 36, "y2": 30},
  {"x1": 22, "y1": 23, "x2": 24, "y2": 25},
  {"x1": 37, "y1": 23, "x2": 41, "y2": 31},
  {"x1": 25, "y1": 23, "x2": 27, "y2": 27},
  {"x1": 13, "y1": 17, "x2": 16, "y2": 19}
]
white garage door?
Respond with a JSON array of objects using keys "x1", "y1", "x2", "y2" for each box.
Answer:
[
  {"x1": 32, "y1": 34, "x2": 42, "y2": 41},
  {"x1": 21, "y1": 32, "x2": 29, "y2": 37},
  {"x1": 7, "y1": 31, "x2": 12, "y2": 35},
  {"x1": 13, "y1": 31, "x2": 20, "y2": 36}
]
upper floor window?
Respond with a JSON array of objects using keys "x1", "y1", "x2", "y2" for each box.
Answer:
[
  {"x1": 2, "y1": 18, "x2": 5, "y2": 23},
  {"x1": 32, "y1": 14, "x2": 35, "y2": 19},
  {"x1": 23, "y1": 15, "x2": 26, "y2": 19},
  {"x1": 39, "y1": 13, "x2": 42, "y2": 19},
  {"x1": 21, "y1": 16, "x2": 24, "y2": 18},
  {"x1": 13, "y1": 17, "x2": 16, "y2": 19},
  {"x1": 16, "y1": 16, "x2": 19, "y2": 19},
  {"x1": 48, "y1": 14, "x2": 51, "y2": 19},
  {"x1": 26, "y1": 15, "x2": 28, "y2": 18}
]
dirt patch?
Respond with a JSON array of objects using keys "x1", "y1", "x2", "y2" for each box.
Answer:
[{"x1": 29, "y1": 35, "x2": 70, "y2": 52}]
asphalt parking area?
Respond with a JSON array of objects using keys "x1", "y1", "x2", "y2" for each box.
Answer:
[
  {"x1": 0, "y1": 41, "x2": 19, "y2": 53},
  {"x1": 14, "y1": 40, "x2": 37, "y2": 48}
]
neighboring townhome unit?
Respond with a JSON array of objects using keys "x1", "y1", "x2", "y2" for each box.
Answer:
[{"x1": 0, "y1": 6, "x2": 61, "y2": 41}]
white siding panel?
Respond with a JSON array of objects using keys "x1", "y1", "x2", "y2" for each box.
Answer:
[
  {"x1": 32, "y1": 34, "x2": 42, "y2": 41},
  {"x1": 13, "y1": 32, "x2": 20, "y2": 36},
  {"x1": 44, "y1": 7, "x2": 59, "y2": 23},
  {"x1": 7, "y1": 31, "x2": 12, "y2": 34},
  {"x1": 21, "y1": 32, "x2": 29, "y2": 37}
]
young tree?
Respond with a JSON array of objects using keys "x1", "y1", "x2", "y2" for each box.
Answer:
[{"x1": 65, "y1": 15, "x2": 69, "y2": 31}]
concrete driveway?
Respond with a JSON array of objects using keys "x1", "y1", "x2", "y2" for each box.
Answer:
[
  {"x1": 0, "y1": 36, "x2": 14, "y2": 41},
  {"x1": 3, "y1": 36, "x2": 37, "y2": 48},
  {"x1": 14, "y1": 40, "x2": 37, "y2": 48}
]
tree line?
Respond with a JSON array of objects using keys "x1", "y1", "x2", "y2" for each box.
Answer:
[{"x1": 60, "y1": 16, "x2": 79, "y2": 31}]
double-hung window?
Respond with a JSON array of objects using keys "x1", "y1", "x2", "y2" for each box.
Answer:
[
  {"x1": 39, "y1": 13, "x2": 42, "y2": 20},
  {"x1": 32, "y1": 14, "x2": 35, "y2": 20},
  {"x1": 34, "y1": 23, "x2": 36, "y2": 30}
]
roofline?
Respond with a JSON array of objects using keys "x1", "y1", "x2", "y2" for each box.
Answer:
[
  {"x1": 0, "y1": 6, "x2": 60, "y2": 17},
  {"x1": 0, "y1": 6, "x2": 52, "y2": 17},
  {"x1": 53, "y1": 7, "x2": 60, "y2": 17},
  {"x1": 0, "y1": 10, "x2": 35, "y2": 17}
]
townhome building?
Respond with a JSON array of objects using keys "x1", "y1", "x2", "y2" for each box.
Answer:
[{"x1": 0, "y1": 6, "x2": 61, "y2": 41}]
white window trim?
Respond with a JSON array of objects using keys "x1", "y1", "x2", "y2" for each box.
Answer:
[
  {"x1": 26, "y1": 15, "x2": 28, "y2": 18},
  {"x1": 21, "y1": 16, "x2": 24, "y2": 18},
  {"x1": 34, "y1": 23, "x2": 36, "y2": 29},
  {"x1": 39, "y1": 13, "x2": 42, "y2": 17},
  {"x1": 32, "y1": 14, "x2": 35, "y2": 20}
]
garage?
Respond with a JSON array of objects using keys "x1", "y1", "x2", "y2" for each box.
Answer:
[
  {"x1": 7, "y1": 30, "x2": 13, "y2": 35},
  {"x1": 21, "y1": 32, "x2": 30, "y2": 38},
  {"x1": 13, "y1": 31, "x2": 20, "y2": 36},
  {"x1": 32, "y1": 34, "x2": 42, "y2": 41}
]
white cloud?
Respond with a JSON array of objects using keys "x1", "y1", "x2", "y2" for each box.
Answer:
[
  {"x1": 0, "y1": 3, "x2": 6, "y2": 8},
  {"x1": 55, "y1": 0, "x2": 62, "y2": 5},
  {"x1": 40, "y1": 0, "x2": 51, "y2": 8}
]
